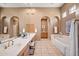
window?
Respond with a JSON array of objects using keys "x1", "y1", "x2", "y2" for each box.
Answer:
[
  {"x1": 62, "y1": 11, "x2": 67, "y2": 18},
  {"x1": 69, "y1": 4, "x2": 76, "y2": 14}
]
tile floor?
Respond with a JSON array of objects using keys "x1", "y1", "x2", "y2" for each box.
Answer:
[{"x1": 34, "y1": 39, "x2": 63, "y2": 56}]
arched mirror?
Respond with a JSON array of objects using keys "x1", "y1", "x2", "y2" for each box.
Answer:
[
  {"x1": 51, "y1": 16, "x2": 59, "y2": 34},
  {"x1": 10, "y1": 16, "x2": 19, "y2": 37},
  {"x1": 2, "y1": 16, "x2": 8, "y2": 34}
]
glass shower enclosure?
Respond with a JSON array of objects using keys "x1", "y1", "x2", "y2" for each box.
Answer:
[{"x1": 70, "y1": 19, "x2": 79, "y2": 56}]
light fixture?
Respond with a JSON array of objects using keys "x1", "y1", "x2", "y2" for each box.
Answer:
[
  {"x1": 26, "y1": 3, "x2": 36, "y2": 15},
  {"x1": 23, "y1": 28, "x2": 25, "y2": 33}
]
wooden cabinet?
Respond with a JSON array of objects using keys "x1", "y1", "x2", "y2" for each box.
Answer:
[{"x1": 17, "y1": 44, "x2": 29, "y2": 56}]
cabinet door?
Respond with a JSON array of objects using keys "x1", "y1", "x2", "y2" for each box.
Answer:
[
  {"x1": 24, "y1": 44, "x2": 29, "y2": 56},
  {"x1": 17, "y1": 48, "x2": 25, "y2": 56},
  {"x1": 18, "y1": 45, "x2": 29, "y2": 56}
]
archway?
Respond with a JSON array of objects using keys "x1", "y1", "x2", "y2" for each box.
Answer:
[
  {"x1": 41, "y1": 16, "x2": 50, "y2": 39},
  {"x1": 10, "y1": 16, "x2": 19, "y2": 37}
]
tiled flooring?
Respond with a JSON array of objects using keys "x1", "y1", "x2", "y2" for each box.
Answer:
[{"x1": 34, "y1": 39, "x2": 63, "y2": 56}]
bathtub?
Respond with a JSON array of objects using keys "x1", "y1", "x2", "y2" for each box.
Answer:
[{"x1": 51, "y1": 34, "x2": 70, "y2": 56}]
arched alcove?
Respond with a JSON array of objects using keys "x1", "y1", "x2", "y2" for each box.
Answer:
[{"x1": 10, "y1": 16, "x2": 19, "y2": 37}]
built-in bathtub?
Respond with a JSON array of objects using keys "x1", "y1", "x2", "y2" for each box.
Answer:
[{"x1": 51, "y1": 34, "x2": 70, "y2": 56}]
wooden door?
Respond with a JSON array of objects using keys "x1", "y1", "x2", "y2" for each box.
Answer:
[{"x1": 41, "y1": 19, "x2": 48, "y2": 38}]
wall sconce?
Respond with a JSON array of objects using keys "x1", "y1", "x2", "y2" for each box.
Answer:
[
  {"x1": 4, "y1": 26, "x2": 8, "y2": 34},
  {"x1": 23, "y1": 28, "x2": 25, "y2": 33},
  {"x1": 54, "y1": 26, "x2": 58, "y2": 33}
]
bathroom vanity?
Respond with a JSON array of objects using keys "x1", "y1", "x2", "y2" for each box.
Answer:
[{"x1": 0, "y1": 33, "x2": 36, "y2": 56}]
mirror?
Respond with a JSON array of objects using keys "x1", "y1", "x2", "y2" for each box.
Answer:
[
  {"x1": 51, "y1": 16, "x2": 59, "y2": 34},
  {"x1": 2, "y1": 16, "x2": 8, "y2": 34},
  {"x1": 65, "y1": 15, "x2": 73, "y2": 35},
  {"x1": 66, "y1": 20, "x2": 72, "y2": 34},
  {"x1": 10, "y1": 16, "x2": 19, "y2": 37}
]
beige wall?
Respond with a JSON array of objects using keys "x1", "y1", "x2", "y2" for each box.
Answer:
[{"x1": 0, "y1": 8, "x2": 60, "y2": 39}]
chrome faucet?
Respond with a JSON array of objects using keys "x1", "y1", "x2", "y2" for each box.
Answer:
[
  {"x1": 0, "y1": 40, "x2": 14, "y2": 49},
  {"x1": 7, "y1": 40, "x2": 14, "y2": 48},
  {"x1": 11, "y1": 40, "x2": 14, "y2": 45}
]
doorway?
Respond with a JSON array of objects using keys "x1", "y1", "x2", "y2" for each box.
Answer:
[{"x1": 41, "y1": 16, "x2": 50, "y2": 39}]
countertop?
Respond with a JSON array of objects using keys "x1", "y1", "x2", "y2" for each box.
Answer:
[{"x1": 0, "y1": 33, "x2": 36, "y2": 56}]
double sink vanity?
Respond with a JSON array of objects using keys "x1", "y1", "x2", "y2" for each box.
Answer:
[{"x1": 0, "y1": 33, "x2": 36, "y2": 56}]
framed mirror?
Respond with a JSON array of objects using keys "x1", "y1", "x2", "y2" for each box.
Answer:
[
  {"x1": 10, "y1": 16, "x2": 19, "y2": 37},
  {"x1": 51, "y1": 16, "x2": 59, "y2": 34},
  {"x1": 2, "y1": 16, "x2": 8, "y2": 34}
]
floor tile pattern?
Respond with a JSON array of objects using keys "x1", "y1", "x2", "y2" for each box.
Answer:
[{"x1": 34, "y1": 39, "x2": 63, "y2": 56}]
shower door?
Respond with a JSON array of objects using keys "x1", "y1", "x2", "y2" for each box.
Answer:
[{"x1": 74, "y1": 20, "x2": 79, "y2": 56}]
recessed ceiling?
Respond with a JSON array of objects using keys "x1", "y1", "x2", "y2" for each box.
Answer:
[{"x1": 0, "y1": 3, "x2": 64, "y2": 8}]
